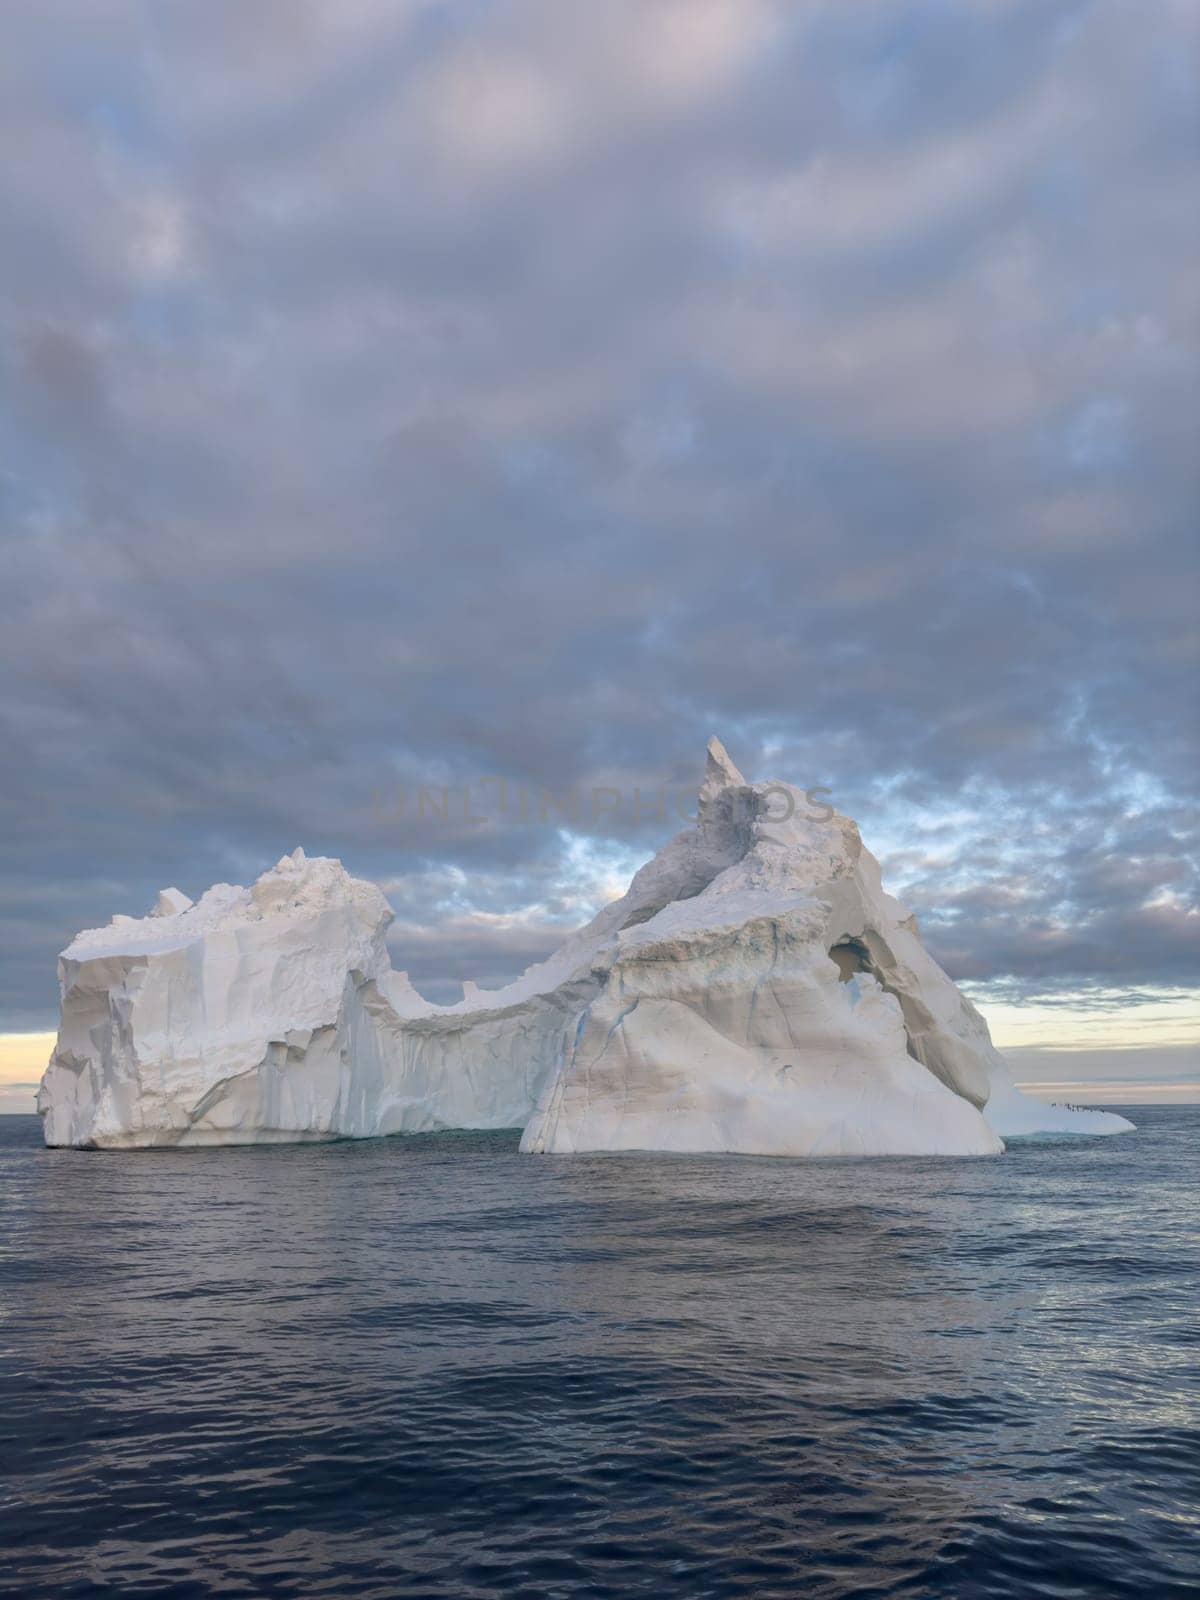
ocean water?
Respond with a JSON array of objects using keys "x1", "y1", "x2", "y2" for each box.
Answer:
[{"x1": 1, "y1": 1108, "x2": 1196, "y2": 1600}]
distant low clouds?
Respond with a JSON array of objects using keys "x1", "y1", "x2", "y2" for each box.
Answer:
[{"x1": 1, "y1": 0, "x2": 1197, "y2": 1028}]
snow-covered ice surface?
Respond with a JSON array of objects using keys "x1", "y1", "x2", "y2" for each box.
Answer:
[
  {"x1": 38, "y1": 742, "x2": 1134, "y2": 1153},
  {"x1": 980, "y1": 1062, "x2": 1136, "y2": 1139}
]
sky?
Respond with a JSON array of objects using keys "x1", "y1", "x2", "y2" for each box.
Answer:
[{"x1": 1, "y1": 0, "x2": 1197, "y2": 1111}]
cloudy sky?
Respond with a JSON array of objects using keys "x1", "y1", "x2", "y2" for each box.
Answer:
[{"x1": 2, "y1": 0, "x2": 1197, "y2": 1109}]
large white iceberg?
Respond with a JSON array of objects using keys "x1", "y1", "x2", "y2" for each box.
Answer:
[{"x1": 38, "y1": 740, "x2": 1133, "y2": 1152}]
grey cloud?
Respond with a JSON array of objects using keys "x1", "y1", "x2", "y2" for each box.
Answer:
[{"x1": 1, "y1": 0, "x2": 1196, "y2": 1030}]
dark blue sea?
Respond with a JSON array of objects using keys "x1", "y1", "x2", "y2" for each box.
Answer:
[{"x1": 1, "y1": 1108, "x2": 1196, "y2": 1599}]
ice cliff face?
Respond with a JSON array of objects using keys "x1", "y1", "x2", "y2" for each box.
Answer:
[
  {"x1": 40, "y1": 850, "x2": 392, "y2": 1148},
  {"x1": 37, "y1": 847, "x2": 578, "y2": 1149},
  {"x1": 38, "y1": 742, "x2": 1134, "y2": 1152}
]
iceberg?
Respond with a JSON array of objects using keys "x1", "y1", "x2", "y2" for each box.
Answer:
[{"x1": 38, "y1": 741, "x2": 1134, "y2": 1152}]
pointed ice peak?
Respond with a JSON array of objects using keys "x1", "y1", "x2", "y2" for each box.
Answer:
[
  {"x1": 695, "y1": 735, "x2": 754, "y2": 857},
  {"x1": 149, "y1": 887, "x2": 193, "y2": 919},
  {"x1": 273, "y1": 846, "x2": 308, "y2": 873},
  {"x1": 703, "y1": 735, "x2": 745, "y2": 791}
]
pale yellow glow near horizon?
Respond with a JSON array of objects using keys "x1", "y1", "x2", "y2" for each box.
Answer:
[
  {"x1": 976, "y1": 989, "x2": 1200, "y2": 1052},
  {"x1": 0, "y1": 1031, "x2": 55, "y2": 1080},
  {"x1": 0, "y1": 1032, "x2": 55, "y2": 1110},
  {"x1": 1016, "y1": 1080, "x2": 1197, "y2": 1097}
]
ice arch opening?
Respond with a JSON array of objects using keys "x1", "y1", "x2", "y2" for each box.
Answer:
[
  {"x1": 830, "y1": 936, "x2": 871, "y2": 985},
  {"x1": 829, "y1": 936, "x2": 926, "y2": 1064}
]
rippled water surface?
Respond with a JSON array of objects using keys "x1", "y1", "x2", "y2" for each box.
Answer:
[{"x1": 1, "y1": 1108, "x2": 1197, "y2": 1599}]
